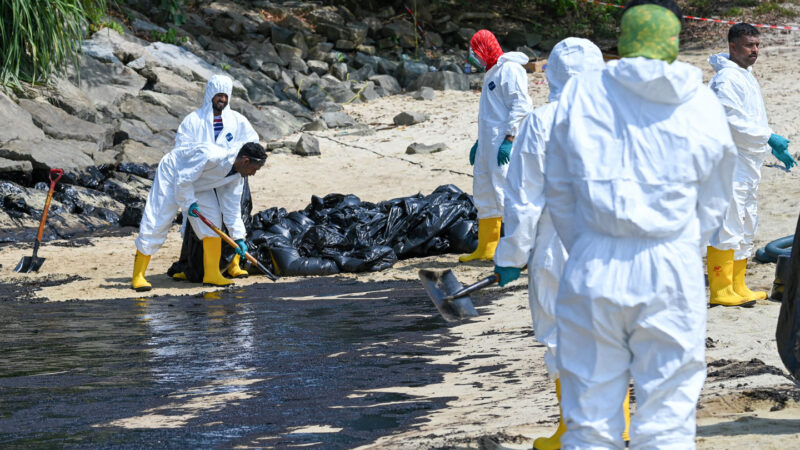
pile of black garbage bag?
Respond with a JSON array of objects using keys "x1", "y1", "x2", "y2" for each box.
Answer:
[
  {"x1": 776, "y1": 210, "x2": 800, "y2": 381},
  {"x1": 169, "y1": 184, "x2": 478, "y2": 279}
]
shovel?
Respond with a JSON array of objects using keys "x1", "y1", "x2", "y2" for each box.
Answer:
[
  {"x1": 418, "y1": 268, "x2": 488, "y2": 322},
  {"x1": 190, "y1": 206, "x2": 279, "y2": 281},
  {"x1": 15, "y1": 168, "x2": 64, "y2": 273}
]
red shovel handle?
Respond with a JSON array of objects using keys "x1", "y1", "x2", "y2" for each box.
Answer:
[{"x1": 49, "y1": 168, "x2": 63, "y2": 189}]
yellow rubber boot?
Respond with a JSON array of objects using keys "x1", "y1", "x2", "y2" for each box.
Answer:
[
  {"x1": 132, "y1": 250, "x2": 152, "y2": 292},
  {"x1": 227, "y1": 254, "x2": 249, "y2": 278},
  {"x1": 172, "y1": 272, "x2": 187, "y2": 280},
  {"x1": 733, "y1": 259, "x2": 767, "y2": 301},
  {"x1": 202, "y1": 238, "x2": 234, "y2": 286},
  {"x1": 707, "y1": 247, "x2": 755, "y2": 307},
  {"x1": 533, "y1": 379, "x2": 566, "y2": 450},
  {"x1": 622, "y1": 387, "x2": 631, "y2": 443},
  {"x1": 459, "y1": 217, "x2": 502, "y2": 262}
]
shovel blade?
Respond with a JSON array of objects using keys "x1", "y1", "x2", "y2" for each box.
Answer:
[
  {"x1": 418, "y1": 269, "x2": 479, "y2": 322},
  {"x1": 14, "y1": 256, "x2": 45, "y2": 273}
]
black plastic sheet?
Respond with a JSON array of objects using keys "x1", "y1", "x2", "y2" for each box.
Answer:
[
  {"x1": 169, "y1": 184, "x2": 478, "y2": 279},
  {"x1": 776, "y1": 211, "x2": 800, "y2": 381}
]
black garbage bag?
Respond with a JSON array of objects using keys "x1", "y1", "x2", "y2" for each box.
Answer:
[
  {"x1": 170, "y1": 184, "x2": 479, "y2": 279},
  {"x1": 167, "y1": 179, "x2": 253, "y2": 282},
  {"x1": 776, "y1": 211, "x2": 800, "y2": 381}
]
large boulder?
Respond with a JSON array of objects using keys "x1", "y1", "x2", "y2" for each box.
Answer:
[
  {"x1": 143, "y1": 66, "x2": 204, "y2": 101},
  {"x1": 242, "y1": 40, "x2": 285, "y2": 70},
  {"x1": 137, "y1": 91, "x2": 196, "y2": 119},
  {"x1": 116, "y1": 118, "x2": 172, "y2": 149},
  {"x1": 237, "y1": 103, "x2": 304, "y2": 141},
  {"x1": 18, "y1": 99, "x2": 114, "y2": 148},
  {"x1": 141, "y1": 42, "x2": 245, "y2": 90},
  {"x1": 321, "y1": 111, "x2": 356, "y2": 128},
  {"x1": 119, "y1": 97, "x2": 181, "y2": 133},
  {"x1": 294, "y1": 133, "x2": 320, "y2": 156},
  {"x1": 47, "y1": 77, "x2": 100, "y2": 122},
  {"x1": 0, "y1": 138, "x2": 98, "y2": 185},
  {"x1": 0, "y1": 92, "x2": 46, "y2": 145},
  {"x1": 368, "y1": 75, "x2": 402, "y2": 95},
  {"x1": 396, "y1": 61, "x2": 429, "y2": 88},
  {"x1": 408, "y1": 72, "x2": 469, "y2": 91},
  {"x1": 76, "y1": 56, "x2": 147, "y2": 108},
  {"x1": 381, "y1": 20, "x2": 418, "y2": 48},
  {"x1": 102, "y1": 172, "x2": 152, "y2": 205},
  {"x1": 393, "y1": 111, "x2": 429, "y2": 126},
  {"x1": 115, "y1": 140, "x2": 168, "y2": 166}
]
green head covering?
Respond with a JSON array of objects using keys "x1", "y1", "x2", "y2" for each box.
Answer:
[{"x1": 618, "y1": 4, "x2": 681, "y2": 63}]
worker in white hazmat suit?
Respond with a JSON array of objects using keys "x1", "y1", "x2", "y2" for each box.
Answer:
[
  {"x1": 131, "y1": 143, "x2": 267, "y2": 291},
  {"x1": 172, "y1": 74, "x2": 260, "y2": 280},
  {"x1": 493, "y1": 37, "x2": 631, "y2": 450},
  {"x1": 460, "y1": 29, "x2": 533, "y2": 262},
  {"x1": 707, "y1": 23, "x2": 797, "y2": 307},
  {"x1": 545, "y1": 2, "x2": 737, "y2": 447}
]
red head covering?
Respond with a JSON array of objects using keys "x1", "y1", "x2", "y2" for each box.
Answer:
[{"x1": 470, "y1": 30, "x2": 504, "y2": 70}]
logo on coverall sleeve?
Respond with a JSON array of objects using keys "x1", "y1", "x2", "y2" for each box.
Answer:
[
  {"x1": 488, "y1": 81, "x2": 496, "y2": 91},
  {"x1": 226, "y1": 132, "x2": 233, "y2": 142}
]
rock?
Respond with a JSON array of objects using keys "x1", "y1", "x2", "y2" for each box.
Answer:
[
  {"x1": 378, "y1": 59, "x2": 398, "y2": 75},
  {"x1": 47, "y1": 77, "x2": 99, "y2": 122},
  {"x1": 18, "y1": 99, "x2": 113, "y2": 148},
  {"x1": 439, "y1": 61, "x2": 463, "y2": 73},
  {"x1": 308, "y1": 42, "x2": 335, "y2": 60},
  {"x1": 0, "y1": 157, "x2": 33, "y2": 181},
  {"x1": 56, "y1": 184, "x2": 125, "y2": 221},
  {"x1": 76, "y1": 56, "x2": 147, "y2": 108},
  {"x1": 289, "y1": 33, "x2": 309, "y2": 58},
  {"x1": 335, "y1": 39, "x2": 355, "y2": 51},
  {"x1": 335, "y1": 124, "x2": 375, "y2": 137},
  {"x1": 396, "y1": 61, "x2": 429, "y2": 88},
  {"x1": 115, "y1": 139, "x2": 168, "y2": 166},
  {"x1": 302, "y1": 118, "x2": 328, "y2": 131},
  {"x1": 115, "y1": 119, "x2": 169, "y2": 148},
  {"x1": 457, "y1": 28, "x2": 477, "y2": 44},
  {"x1": 294, "y1": 133, "x2": 320, "y2": 156},
  {"x1": 316, "y1": 22, "x2": 349, "y2": 42},
  {"x1": 81, "y1": 39, "x2": 122, "y2": 64},
  {"x1": 321, "y1": 111, "x2": 356, "y2": 128},
  {"x1": 237, "y1": 103, "x2": 304, "y2": 141},
  {"x1": 410, "y1": 87, "x2": 436, "y2": 100},
  {"x1": 368, "y1": 75, "x2": 402, "y2": 95},
  {"x1": 142, "y1": 66, "x2": 204, "y2": 102},
  {"x1": 261, "y1": 63, "x2": 282, "y2": 80},
  {"x1": 357, "y1": 45, "x2": 376, "y2": 56},
  {"x1": 143, "y1": 42, "x2": 244, "y2": 90},
  {"x1": 275, "y1": 43, "x2": 303, "y2": 62},
  {"x1": 516, "y1": 45, "x2": 540, "y2": 61},
  {"x1": 354, "y1": 52, "x2": 379, "y2": 70},
  {"x1": 286, "y1": 56, "x2": 309, "y2": 74},
  {"x1": 0, "y1": 138, "x2": 97, "y2": 185},
  {"x1": 393, "y1": 111, "x2": 429, "y2": 126},
  {"x1": 183, "y1": 12, "x2": 214, "y2": 37},
  {"x1": 346, "y1": 21, "x2": 369, "y2": 44},
  {"x1": 273, "y1": 100, "x2": 315, "y2": 121},
  {"x1": 302, "y1": 84, "x2": 338, "y2": 112},
  {"x1": 409, "y1": 71, "x2": 469, "y2": 91},
  {"x1": 227, "y1": 67, "x2": 279, "y2": 105},
  {"x1": 103, "y1": 172, "x2": 151, "y2": 205},
  {"x1": 381, "y1": 20, "x2": 417, "y2": 48},
  {"x1": 118, "y1": 162, "x2": 155, "y2": 179},
  {"x1": 119, "y1": 200, "x2": 145, "y2": 227},
  {"x1": 406, "y1": 142, "x2": 448, "y2": 155},
  {"x1": 469, "y1": 73, "x2": 484, "y2": 90},
  {"x1": 271, "y1": 24, "x2": 295, "y2": 46},
  {"x1": 307, "y1": 60, "x2": 329, "y2": 76},
  {"x1": 331, "y1": 62, "x2": 348, "y2": 81},
  {"x1": 131, "y1": 18, "x2": 166, "y2": 34},
  {"x1": 0, "y1": 92, "x2": 46, "y2": 145},
  {"x1": 119, "y1": 97, "x2": 181, "y2": 133},
  {"x1": 280, "y1": 14, "x2": 314, "y2": 34},
  {"x1": 138, "y1": 91, "x2": 196, "y2": 119},
  {"x1": 349, "y1": 65, "x2": 375, "y2": 82},
  {"x1": 325, "y1": 82, "x2": 357, "y2": 104},
  {"x1": 205, "y1": 37, "x2": 240, "y2": 57},
  {"x1": 242, "y1": 41, "x2": 285, "y2": 69},
  {"x1": 354, "y1": 81, "x2": 380, "y2": 102}
]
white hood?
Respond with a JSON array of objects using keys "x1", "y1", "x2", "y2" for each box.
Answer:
[
  {"x1": 708, "y1": 52, "x2": 751, "y2": 74},
  {"x1": 202, "y1": 74, "x2": 233, "y2": 113},
  {"x1": 496, "y1": 51, "x2": 529, "y2": 67},
  {"x1": 606, "y1": 57, "x2": 702, "y2": 105},
  {"x1": 546, "y1": 37, "x2": 605, "y2": 102}
]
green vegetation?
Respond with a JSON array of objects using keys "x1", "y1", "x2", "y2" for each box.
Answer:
[
  {"x1": 150, "y1": 26, "x2": 186, "y2": 44},
  {"x1": 0, "y1": 0, "x2": 107, "y2": 88},
  {"x1": 158, "y1": 0, "x2": 186, "y2": 26},
  {"x1": 754, "y1": 1, "x2": 798, "y2": 17}
]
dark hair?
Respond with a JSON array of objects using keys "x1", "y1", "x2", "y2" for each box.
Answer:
[
  {"x1": 624, "y1": 0, "x2": 683, "y2": 22},
  {"x1": 238, "y1": 142, "x2": 267, "y2": 162},
  {"x1": 728, "y1": 22, "x2": 760, "y2": 42}
]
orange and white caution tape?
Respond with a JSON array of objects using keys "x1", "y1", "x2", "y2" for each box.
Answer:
[{"x1": 580, "y1": 0, "x2": 800, "y2": 31}]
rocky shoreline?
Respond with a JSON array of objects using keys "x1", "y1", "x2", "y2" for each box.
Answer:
[{"x1": 0, "y1": 0, "x2": 552, "y2": 245}]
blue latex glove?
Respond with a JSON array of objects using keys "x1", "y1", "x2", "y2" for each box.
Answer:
[
  {"x1": 187, "y1": 202, "x2": 199, "y2": 217},
  {"x1": 769, "y1": 134, "x2": 796, "y2": 170},
  {"x1": 234, "y1": 239, "x2": 248, "y2": 257},
  {"x1": 494, "y1": 265, "x2": 521, "y2": 287},
  {"x1": 469, "y1": 140, "x2": 478, "y2": 166},
  {"x1": 497, "y1": 138, "x2": 513, "y2": 166}
]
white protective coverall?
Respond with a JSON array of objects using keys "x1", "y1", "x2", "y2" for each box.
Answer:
[
  {"x1": 494, "y1": 38, "x2": 605, "y2": 378},
  {"x1": 546, "y1": 57, "x2": 736, "y2": 448},
  {"x1": 707, "y1": 53, "x2": 772, "y2": 259},
  {"x1": 473, "y1": 52, "x2": 533, "y2": 219},
  {"x1": 174, "y1": 74, "x2": 259, "y2": 152},
  {"x1": 135, "y1": 143, "x2": 246, "y2": 255}
]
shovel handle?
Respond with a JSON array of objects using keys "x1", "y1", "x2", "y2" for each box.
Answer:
[
  {"x1": 35, "y1": 169, "x2": 63, "y2": 245},
  {"x1": 191, "y1": 207, "x2": 278, "y2": 281}
]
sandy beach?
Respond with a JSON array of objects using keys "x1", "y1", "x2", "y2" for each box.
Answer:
[{"x1": 1, "y1": 40, "x2": 799, "y2": 447}]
